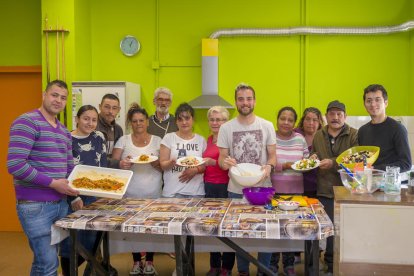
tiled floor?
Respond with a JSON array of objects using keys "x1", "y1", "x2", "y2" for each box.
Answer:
[{"x1": 0, "y1": 231, "x2": 310, "y2": 275}]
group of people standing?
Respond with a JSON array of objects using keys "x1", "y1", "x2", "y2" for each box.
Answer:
[{"x1": 7, "y1": 80, "x2": 411, "y2": 276}]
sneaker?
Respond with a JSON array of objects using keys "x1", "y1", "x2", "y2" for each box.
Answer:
[
  {"x1": 143, "y1": 261, "x2": 158, "y2": 275},
  {"x1": 220, "y1": 268, "x2": 232, "y2": 276},
  {"x1": 283, "y1": 266, "x2": 296, "y2": 276},
  {"x1": 206, "y1": 267, "x2": 220, "y2": 276},
  {"x1": 130, "y1": 261, "x2": 143, "y2": 275}
]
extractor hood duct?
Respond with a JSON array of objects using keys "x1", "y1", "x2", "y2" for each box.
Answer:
[{"x1": 188, "y1": 39, "x2": 234, "y2": 109}]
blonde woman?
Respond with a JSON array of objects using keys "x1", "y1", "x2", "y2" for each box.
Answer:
[{"x1": 203, "y1": 106, "x2": 234, "y2": 276}]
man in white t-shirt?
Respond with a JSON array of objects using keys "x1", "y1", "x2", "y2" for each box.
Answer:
[{"x1": 217, "y1": 83, "x2": 277, "y2": 276}]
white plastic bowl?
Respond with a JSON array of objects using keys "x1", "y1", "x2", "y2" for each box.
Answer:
[
  {"x1": 278, "y1": 201, "x2": 300, "y2": 211},
  {"x1": 230, "y1": 163, "x2": 264, "y2": 187}
]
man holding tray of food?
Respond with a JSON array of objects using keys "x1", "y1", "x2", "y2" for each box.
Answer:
[
  {"x1": 7, "y1": 80, "x2": 79, "y2": 276},
  {"x1": 311, "y1": 100, "x2": 358, "y2": 276},
  {"x1": 358, "y1": 84, "x2": 411, "y2": 172},
  {"x1": 97, "y1": 93, "x2": 124, "y2": 168},
  {"x1": 217, "y1": 83, "x2": 276, "y2": 276}
]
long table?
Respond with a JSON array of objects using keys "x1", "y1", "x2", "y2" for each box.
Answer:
[{"x1": 55, "y1": 197, "x2": 334, "y2": 276}]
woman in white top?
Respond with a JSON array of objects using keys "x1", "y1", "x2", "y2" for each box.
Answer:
[
  {"x1": 112, "y1": 103, "x2": 161, "y2": 275},
  {"x1": 160, "y1": 102, "x2": 207, "y2": 198}
]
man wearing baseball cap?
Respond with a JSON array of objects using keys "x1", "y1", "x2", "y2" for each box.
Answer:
[{"x1": 311, "y1": 100, "x2": 358, "y2": 275}]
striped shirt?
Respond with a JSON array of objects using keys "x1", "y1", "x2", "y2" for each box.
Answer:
[
  {"x1": 271, "y1": 132, "x2": 309, "y2": 194},
  {"x1": 7, "y1": 109, "x2": 74, "y2": 201}
]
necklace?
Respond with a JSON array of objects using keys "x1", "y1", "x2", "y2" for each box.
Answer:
[
  {"x1": 132, "y1": 133, "x2": 150, "y2": 146},
  {"x1": 152, "y1": 115, "x2": 170, "y2": 137}
]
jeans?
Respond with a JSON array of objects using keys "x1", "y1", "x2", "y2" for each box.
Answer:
[
  {"x1": 174, "y1": 193, "x2": 204, "y2": 198},
  {"x1": 17, "y1": 199, "x2": 68, "y2": 276},
  {"x1": 206, "y1": 182, "x2": 235, "y2": 270},
  {"x1": 270, "y1": 252, "x2": 295, "y2": 271},
  {"x1": 318, "y1": 196, "x2": 334, "y2": 272},
  {"x1": 228, "y1": 192, "x2": 272, "y2": 274}
]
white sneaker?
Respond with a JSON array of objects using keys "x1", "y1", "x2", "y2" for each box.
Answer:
[
  {"x1": 143, "y1": 261, "x2": 158, "y2": 275},
  {"x1": 130, "y1": 261, "x2": 143, "y2": 275}
]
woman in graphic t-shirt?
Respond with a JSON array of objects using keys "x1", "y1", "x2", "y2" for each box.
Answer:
[{"x1": 159, "y1": 103, "x2": 206, "y2": 198}]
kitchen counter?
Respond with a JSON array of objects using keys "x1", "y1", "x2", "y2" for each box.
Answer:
[{"x1": 334, "y1": 187, "x2": 414, "y2": 276}]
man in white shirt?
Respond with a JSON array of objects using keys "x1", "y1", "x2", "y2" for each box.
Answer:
[{"x1": 217, "y1": 83, "x2": 277, "y2": 276}]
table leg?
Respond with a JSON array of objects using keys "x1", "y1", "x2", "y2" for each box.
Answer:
[
  {"x1": 217, "y1": 237, "x2": 275, "y2": 276},
  {"x1": 304, "y1": 240, "x2": 319, "y2": 276},
  {"x1": 70, "y1": 229, "x2": 78, "y2": 276},
  {"x1": 174, "y1": 235, "x2": 195, "y2": 276}
]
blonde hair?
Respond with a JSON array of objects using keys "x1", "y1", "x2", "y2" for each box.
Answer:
[{"x1": 207, "y1": 106, "x2": 229, "y2": 121}]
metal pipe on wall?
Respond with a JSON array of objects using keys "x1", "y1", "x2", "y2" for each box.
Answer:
[{"x1": 209, "y1": 20, "x2": 414, "y2": 38}]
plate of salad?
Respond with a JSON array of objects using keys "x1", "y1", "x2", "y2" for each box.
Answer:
[{"x1": 291, "y1": 158, "x2": 320, "y2": 172}]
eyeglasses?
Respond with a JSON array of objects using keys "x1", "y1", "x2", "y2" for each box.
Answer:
[
  {"x1": 208, "y1": 118, "x2": 226, "y2": 123},
  {"x1": 156, "y1": 98, "x2": 171, "y2": 103},
  {"x1": 102, "y1": 105, "x2": 120, "y2": 111}
]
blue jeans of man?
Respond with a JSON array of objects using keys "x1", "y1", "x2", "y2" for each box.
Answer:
[
  {"x1": 228, "y1": 192, "x2": 272, "y2": 274},
  {"x1": 17, "y1": 199, "x2": 68, "y2": 276}
]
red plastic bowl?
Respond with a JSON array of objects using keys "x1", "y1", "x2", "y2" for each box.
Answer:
[{"x1": 242, "y1": 187, "x2": 276, "y2": 205}]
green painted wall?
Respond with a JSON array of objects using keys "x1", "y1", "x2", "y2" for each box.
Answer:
[
  {"x1": 0, "y1": 1, "x2": 41, "y2": 65},
  {"x1": 38, "y1": 0, "x2": 414, "y2": 135}
]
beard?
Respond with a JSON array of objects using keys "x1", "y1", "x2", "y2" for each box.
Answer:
[
  {"x1": 237, "y1": 105, "x2": 254, "y2": 116},
  {"x1": 156, "y1": 105, "x2": 169, "y2": 115}
]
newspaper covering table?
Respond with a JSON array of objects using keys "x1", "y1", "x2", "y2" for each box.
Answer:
[
  {"x1": 55, "y1": 197, "x2": 333, "y2": 240},
  {"x1": 55, "y1": 197, "x2": 333, "y2": 276}
]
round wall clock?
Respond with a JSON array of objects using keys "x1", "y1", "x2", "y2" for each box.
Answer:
[{"x1": 120, "y1": 35, "x2": 140, "y2": 56}]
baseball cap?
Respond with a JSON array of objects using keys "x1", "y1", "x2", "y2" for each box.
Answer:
[{"x1": 326, "y1": 100, "x2": 346, "y2": 113}]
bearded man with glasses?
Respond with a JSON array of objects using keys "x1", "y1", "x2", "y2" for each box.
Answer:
[{"x1": 148, "y1": 87, "x2": 178, "y2": 138}]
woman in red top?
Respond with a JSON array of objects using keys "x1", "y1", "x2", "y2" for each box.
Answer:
[{"x1": 203, "y1": 106, "x2": 233, "y2": 276}]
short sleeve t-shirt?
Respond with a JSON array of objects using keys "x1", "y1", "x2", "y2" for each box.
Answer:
[
  {"x1": 217, "y1": 116, "x2": 276, "y2": 194},
  {"x1": 161, "y1": 132, "x2": 207, "y2": 197},
  {"x1": 114, "y1": 134, "x2": 162, "y2": 198}
]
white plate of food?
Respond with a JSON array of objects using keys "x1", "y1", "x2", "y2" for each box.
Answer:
[
  {"x1": 68, "y1": 165, "x2": 133, "y2": 199},
  {"x1": 129, "y1": 154, "x2": 158, "y2": 164},
  {"x1": 176, "y1": 156, "x2": 205, "y2": 167},
  {"x1": 291, "y1": 158, "x2": 320, "y2": 172}
]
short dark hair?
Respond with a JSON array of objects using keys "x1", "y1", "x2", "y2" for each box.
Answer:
[
  {"x1": 363, "y1": 84, "x2": 388, "y2": 101},
  {"x1": 101, "y1": 93, "x2": 120, "y2": 104},
  {"x1": 46, "y1": 80, "x2": 68, "y2": 91},
  {"x1": 76, "y1": 105, "x2": 98, "y2": 118},
  {"x1": 175, "y1": 103, "x2": 194, "y2": 121},
  {"x1": 234, "y1": 83, "x2": 255, "y2": 100},
  {"x1": 277, "y1": 106, "x2": 298, "y2": 122},
  {"x1": 126, "y1": 102, "x2": 148, "y2": 126}
]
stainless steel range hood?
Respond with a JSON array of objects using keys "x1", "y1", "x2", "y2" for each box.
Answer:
[{"x1": 188, "y1": 39, "x2": 234, "y2": 109}]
